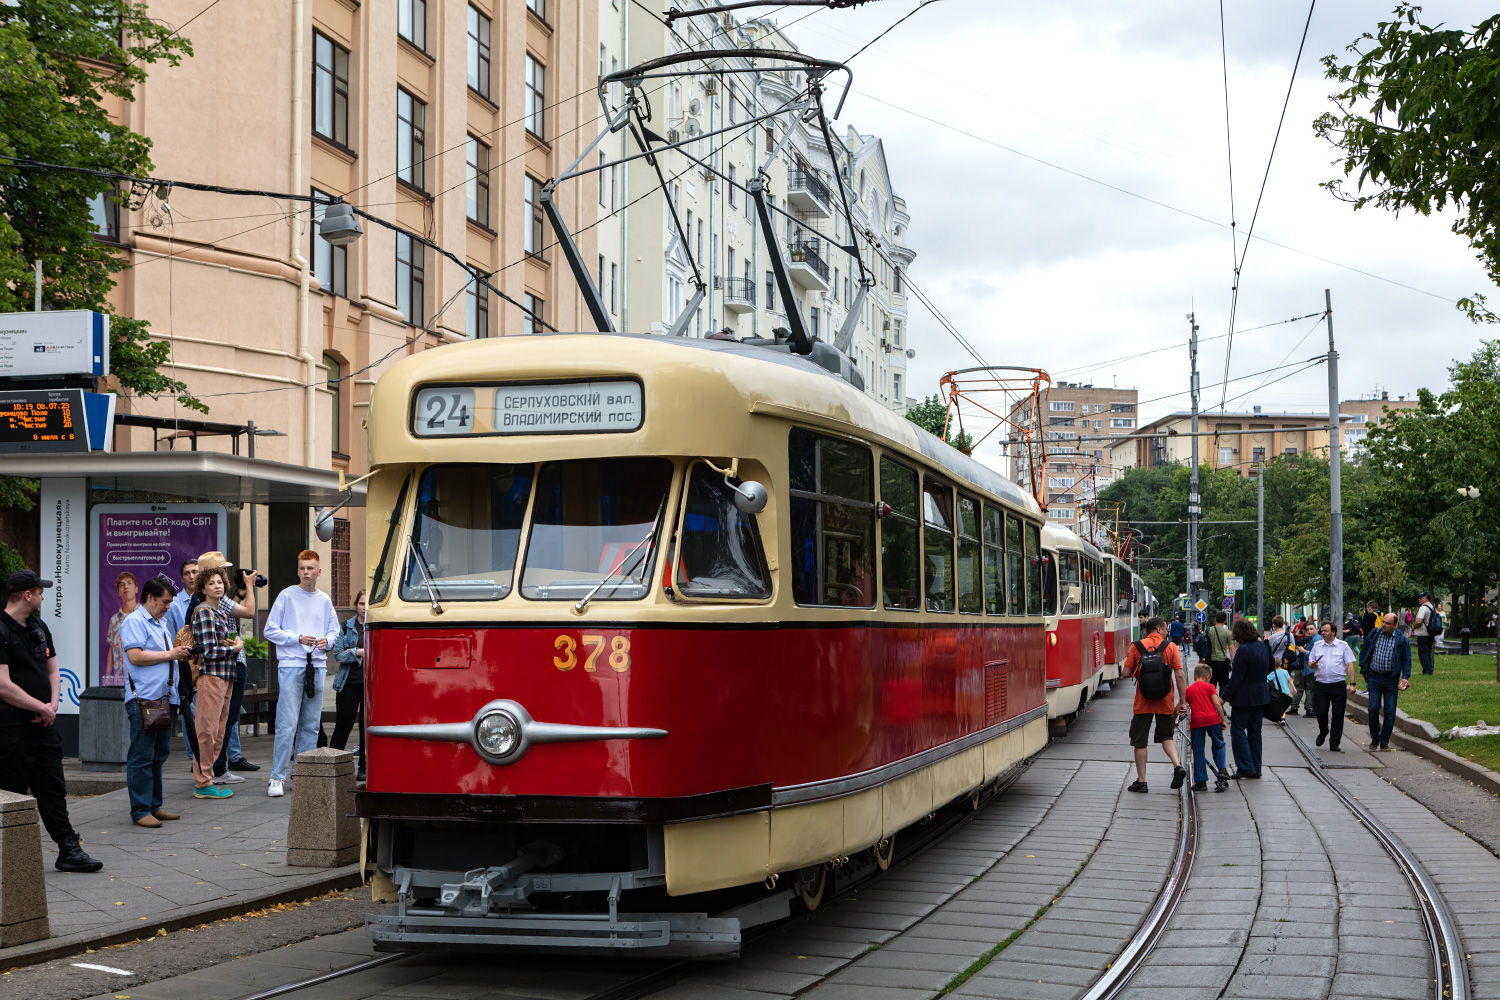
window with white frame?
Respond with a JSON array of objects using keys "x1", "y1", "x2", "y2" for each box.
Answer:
[
  {"x1": 1050, "y1": 401, "x2": 1075, "y2": 411},
  {"x1": 1047, "y1": 477, "x2": 1075, "y2": 488},
  {"x1": 1048, "y1": 509, "x2": 1072, "y2": 520},
  {"x1": 1110, "y1": 417, "x2": 1135, "y2": 428},
  {"x1": 892, "y1": 373, "x2": 902, "y2": 402},
  {"x1": 1218, "y1": 447, "x2": 1233, "y2": 465}
]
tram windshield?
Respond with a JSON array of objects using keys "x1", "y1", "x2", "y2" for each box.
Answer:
[
  {"x1": 521, "y1": 458, "x2": 673, "y2": 601},
  {"x1": 1059, "y1": 551, "x2": 1081, "y2": 615},
  {"x1": 674, "y1": 463, "x2": 771, "y2": 598},
  {"x1": 401, "y1": 464, "x2": 532, "y2": 602}
]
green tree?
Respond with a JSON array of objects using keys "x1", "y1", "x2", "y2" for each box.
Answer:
[
  {"x1": 0, "y1": 1, "x2": 202, "y2": 409},
  {"x1": 904, "y1": 395, "x2": 973, "y2": 452},
  {"x1": 1314, "y1": 5, "x2": 1500, "y2": 321},
  {"x1": 1356, "y1": 537, "x2": 1408, "y2": 612}
]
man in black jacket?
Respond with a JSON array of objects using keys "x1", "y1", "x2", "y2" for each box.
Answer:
[{"x1": 0, "y1": 571, "x2": 104, "y2": 872}]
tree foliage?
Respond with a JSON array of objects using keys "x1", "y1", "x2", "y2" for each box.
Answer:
[
  {"x1": 1356, "y1": 537, "x2": 1408, "y2": 611},
  {"x1": 904, "y1": 395, "x2": 973, "y2": 452},
  {"x1": 1314, "y1": 4, "x2": 1500, "y2": 321},
  {"x1": 0, "y1": 1, "x2": 203, "y2": 409}
]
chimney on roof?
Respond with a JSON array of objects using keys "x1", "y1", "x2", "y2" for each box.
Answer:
[
  {"x1": 1253, "y1": 405, "x2": 1261, "y2": 414},
  {"x1": 1381, "y1": 391, "x2": 1388, "y2": 401}
]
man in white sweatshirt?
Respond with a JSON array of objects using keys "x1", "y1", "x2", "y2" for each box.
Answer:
[{"x1": 262, "y1": 550, "x2": 341, "y2": 797}]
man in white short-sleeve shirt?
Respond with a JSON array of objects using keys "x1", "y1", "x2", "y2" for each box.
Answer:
[{"x1": 1307, "y1": 621, "x2": 1358, "y2": 753}]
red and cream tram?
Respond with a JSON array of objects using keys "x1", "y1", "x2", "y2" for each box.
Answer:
[
  {"x1": 356, "y1": 333, "x2": 1051, "y2": 956},
  {"x1": 1100, "y1": 555, "x2": 1135, "y2": 682},
  {"x1": 1040, "y1": 523, "x2": 1108, "y2": 721}
]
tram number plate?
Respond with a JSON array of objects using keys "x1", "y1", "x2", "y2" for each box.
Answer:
[
  {"x1": 413, "y1": 387, "x2": 475, "y2": 436},
  {"x1": 554, "y1": 633, "x2": 632, "y2": 673}
]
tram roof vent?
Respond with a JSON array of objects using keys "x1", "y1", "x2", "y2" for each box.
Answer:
[{"x1": 738, "y1": 334, "x2": 865, "y2": 391}]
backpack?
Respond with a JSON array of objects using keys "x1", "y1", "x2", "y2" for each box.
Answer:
[
  {"x1": 1193, "y1": 631, "x2": 1211, "y2": 661},
  {"x1": 1427, "y1": 607, "x2": 1443, "y2": 636},
  {"x1": 1132, "y1": 640, "x2": 1174, "y2": 700}
]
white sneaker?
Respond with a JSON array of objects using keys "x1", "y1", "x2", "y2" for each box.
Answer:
[
  {"x1": 267, "y1": 780, "x2": 284, "y2": 797},
  {"x1": 214, "y1": 772, "x2": 245, "y2": 784}
]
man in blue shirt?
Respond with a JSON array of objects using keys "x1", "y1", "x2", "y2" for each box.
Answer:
[
  {"x1": 1168, "y1": 615, "x2": 1186, "y2": 656},
  {"x1": 121, "y1": 578, "x2": 192, "y2": 828},
  {"x1": 163, "y1": 558, "x2": 199, "y2": 762},
  {"x1": 1357, "y1": 613, "x2": 1411, "y2": 752}
]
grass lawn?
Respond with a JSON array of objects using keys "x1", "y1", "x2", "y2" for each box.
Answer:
[
  {"x1": 1446, "y1": 733, "x2": 1500, "y2": 773},
  {"x1": 1376, "y1": 654, "x2": 1500, "y2": 732}
]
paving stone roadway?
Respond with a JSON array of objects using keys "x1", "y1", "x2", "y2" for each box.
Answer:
[{"x1": 64, "y1": 675, "x2": 1500, "y2": 1000}]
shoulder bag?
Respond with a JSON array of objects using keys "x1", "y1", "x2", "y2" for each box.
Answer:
[{"x1": 125, "y1": 631, "x2": 176, "y2": 733}]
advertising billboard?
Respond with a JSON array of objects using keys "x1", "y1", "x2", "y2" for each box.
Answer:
[
  {"x1": 0, "y1": 310, "x2": 109, "y2": 377},
  {"x1": 90, "y1": 504, "x2": 225, "y2": 687}
]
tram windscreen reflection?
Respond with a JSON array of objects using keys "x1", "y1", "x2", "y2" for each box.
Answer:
[
  {"x1": 521, "y1": 458, "x2": 673, "y2": 601},
  {"x1": 402, "y1": 464, "x2": 532, "y2": 602}
]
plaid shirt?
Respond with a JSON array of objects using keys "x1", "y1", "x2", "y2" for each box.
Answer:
[
  {"x1": 1368, "y1": 630, "x2": 1399, "y2": 677},
  {"x1": 190, "y1": 602, "x2": 239, "y2": 680}
]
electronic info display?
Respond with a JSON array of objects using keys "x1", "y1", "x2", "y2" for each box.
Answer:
[{"x1": 0, "y1": 388, "x2": 89, "y2": 453}]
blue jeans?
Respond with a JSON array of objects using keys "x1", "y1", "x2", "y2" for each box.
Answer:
[
  {"x1": 272, "y1": 663, "x2": 326, "y2": 781},
  {"x1": 1191, "y1": 724, "x2": 1226, "y2": 784},
  {"x1": 125, "y1": 699, "x2": 172, "y2": 821},
  {"x1": 213, "y1": 662, "x2": 247, "y2": 776},
  {"x1": 1231, "y1": 704, "x2": 1264, "y2": 777},
  {"x1": 1366, "y1": 674, "x2": 1401, "y2": 746}
]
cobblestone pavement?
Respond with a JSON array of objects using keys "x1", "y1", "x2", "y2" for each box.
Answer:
[
  {"x1": 3, "y1": 734, "x2": 357, "y2": 967},
  {"x1": 39, "y1": 680, "x2": 1500, "y2": 1000}
]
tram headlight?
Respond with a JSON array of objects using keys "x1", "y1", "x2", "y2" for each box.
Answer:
[{"x1": 476, "y1": 711, "x2": 521, "y2": 758}]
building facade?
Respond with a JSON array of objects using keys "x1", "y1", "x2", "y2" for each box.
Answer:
[
  {"x1": 1114, "y1": 394, "x2": 1420, "y2": 475},
  {"x1": 1008, "y1": 382, "x2": 1140, "y2": 535}
]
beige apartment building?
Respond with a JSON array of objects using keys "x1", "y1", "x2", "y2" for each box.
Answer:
[
  {"x1": 92, "y1": 0, "x2": 599, "y2": 602},
  {"x1": 1008, "y1": 382, "x2": 1140, "y2": 533},
  {"x1": 594, "y1": 2, "x2": 916, "y2": 411},
  {"x1": 1114, "y1": 393, "x2": 1420, "y2": 475}
]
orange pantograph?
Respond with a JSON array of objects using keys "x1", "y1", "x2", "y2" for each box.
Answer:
[{"x1": 937, "y1": 366, "x2": 1051, "y2": 510}]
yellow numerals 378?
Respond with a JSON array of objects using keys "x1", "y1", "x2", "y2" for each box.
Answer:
[{"x1": 554, "y1": 633, "x2": 631, "y2": 673}]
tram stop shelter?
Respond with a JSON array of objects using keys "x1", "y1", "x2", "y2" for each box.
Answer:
[{"x1": 3, "y1": 445, "x2": 364, "y2": 761}]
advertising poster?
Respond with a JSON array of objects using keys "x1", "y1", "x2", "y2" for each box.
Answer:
[
  {"x1": 39, "y1": 479, "x2": 87, "y2": 714},
  {"x1": 90, "y1": 504, "x2": 225, "y2": 687}
]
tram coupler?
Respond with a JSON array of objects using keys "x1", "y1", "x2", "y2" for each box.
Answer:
[{"x1": 437, "y1": 840, "x2": 565, "y2": 915}]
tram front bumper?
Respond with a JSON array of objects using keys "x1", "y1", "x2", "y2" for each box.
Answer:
[{"x1": 366, "y1": 909, "x2": 742, "y2": 958}]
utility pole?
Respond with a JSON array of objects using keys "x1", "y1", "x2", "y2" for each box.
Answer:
[
  {"x1": 1326, "y1": 289, "x2": 1343, "y2": 630},
  {"x1": 1187, "y1": 311, "x2": 1202, "y2": 606},
  {"x1": 1257, "y1": 459, "x2": 1265, "y2": 629}
]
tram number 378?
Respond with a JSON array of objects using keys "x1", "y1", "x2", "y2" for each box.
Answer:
[{"x1": 553, "y1": 634, "x2": 632, "y2": 673}]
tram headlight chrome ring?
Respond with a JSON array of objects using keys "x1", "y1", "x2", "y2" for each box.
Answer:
[{"x1": 476, "y1": 710, "x2": 522, "y2": 759}]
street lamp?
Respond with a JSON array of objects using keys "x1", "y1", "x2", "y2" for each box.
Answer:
[{"x1": 317, "y1": 202, "x2": 362, "y2": 245}]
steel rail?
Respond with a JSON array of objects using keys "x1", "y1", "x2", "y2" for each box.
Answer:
[
  {"x1": 1077, "y1": 721, "x2": 1199, "y2": 1000},
  {"x1": 1282, "y1": 724, "x2": 1470, "y2": 1000}
]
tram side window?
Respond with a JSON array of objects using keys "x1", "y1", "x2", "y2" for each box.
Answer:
[
  {"x1": 402, "y1": 464, "x2": 532, "y2": 602},
  {"x1": 879, "y1": 457, "x2": 920, "y2": 610},
  {"x1": 789, "y1": 428, "x2": 875, "y2": 607},
  {"x1": 675, "y1": 463, "x2": 771, "y2": 598},
  {"x1": 1005, "y1": 514, "x2": 1024, "y2": 616},
  {"x1": 956, "y1": 494, "x2": 982, "y2": 614},
  {"x1": 1025, "y1": 523, "x2": 1043, "y2": 616},
  {"x1": 922, "y1": 478, "x2": 955, "y2": 613},
  {"x1": 1116, "y1": 564, "x2": 1132, "y2": 615},
  {"x1": 1041, "y1": 550, "x2": 1057, "y2": 617},
  {"x1": 1059, "y1": 551, "x2": 1081, "y2": 616},
  {"x1": 521, "y1": 458, "x2": 673, "y2": 601},
  {"x1": 982, "y1": 504, "x2": 1003, "y2": 615}
]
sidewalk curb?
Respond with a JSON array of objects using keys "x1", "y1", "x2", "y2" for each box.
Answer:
[
  {"x1": 0, "y1": 867, "x2": 362, "y2": 972},
  {"x1": 1345, "y1": 699, "x2": 1500, "y2": 798},
  {"x1": 1345, "y1": 689, "x2": 1442, "y2": 742}
]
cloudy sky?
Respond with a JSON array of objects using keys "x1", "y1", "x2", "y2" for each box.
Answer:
[{"x1": 780, "y1": 0, "x2": 1492, "y2": 456}]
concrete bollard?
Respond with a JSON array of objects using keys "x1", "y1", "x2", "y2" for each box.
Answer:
[
  {"x1": 0, "y1": 791, "x2": 51, "y2": 947},
  {"x1": 286, "y1": 747, "x2": 360, "y2": 868}
]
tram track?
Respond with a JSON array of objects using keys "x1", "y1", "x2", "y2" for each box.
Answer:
[{"x1": 1281, "y1": 723, "x2": 1470, "y2": 1000}]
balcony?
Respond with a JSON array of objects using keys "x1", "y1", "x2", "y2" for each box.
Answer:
[
  {"x1": 722, "y1": 276, "x2": 756, "y2": 314},
  {"x1": 787, "y1": 168, "x2": 832, "y2": 217},
  {"x1": 787, "y1": 240, "x2": 830, "y2": 290}
]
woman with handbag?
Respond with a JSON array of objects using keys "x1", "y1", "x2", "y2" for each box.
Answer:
[{"x1": 120, "y1": 579, "x2": 193, "y2": 827}]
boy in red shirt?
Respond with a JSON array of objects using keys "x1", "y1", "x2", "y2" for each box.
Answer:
[{"x1": 1186, "y1": 663, "x2": 1230, "y2": 792}]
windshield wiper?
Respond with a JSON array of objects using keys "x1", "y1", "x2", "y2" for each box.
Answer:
[
  {"x1": 574, "y1": 498, "x2": 667, "y2": 616},
  {"x1": 408, "y1": 536, "x2": 445, "y2": 615}
]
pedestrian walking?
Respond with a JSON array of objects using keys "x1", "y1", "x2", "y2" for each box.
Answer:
[
  {"x1": 1121, "y1": 616, "x2": 1188, "y2": 793},
  {"x1": 189, "y1": 567, "x2": 242, "y2": 800},
  {"x1": 0, "y1": 571, "x2": 103, "y2": 872},
  {"x1": 1185, "y1": 663, "x2": 1229, "y2": 792},
  {"x1": 1204, "y1": 610, "x2": 1233, "y2": 693},
  {"x1": 1308, "y1": 621, "x2": 1357, "y2": 752},
  {"x1": 1413, "y1": 593, "x2": 1437, "y2": 676},
  {"x1": 263, "y1": 550, "x2": 340, "y2": 798},
  {"x1": 1358, "y1": 613, "x2": 1411, "y2": 752},
  {"x1": 1361, "y1": 601, "x2": 1380, "y2": 641},
  {"x1": 120, "y1": 578, "x2": 192, "y2": 827},
  {"x1": 193, "y1": 553, "x2": 258, "y2": 784},
  {"x1": 330, "y1": 589, "x2": 367, "y2": 781},
  {"x1": 1223, "y1": 617, "x2": 1271, "y2": 779},
  {"x1": 1342, "y1": 611, "x2": 1363, "y2": 656},
  {"x1": 164, "y1": 558, "x2": 200, "y2": 764},
  {"x1": 1168, "y1": 615, "x2": 1186, "y2": 656}
]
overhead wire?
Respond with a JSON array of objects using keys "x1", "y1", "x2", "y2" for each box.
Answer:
[
  {"x1": 1051, "y1": 312, "x2": 1322, "y2": 379},
  {"x1": 1217, "y1": 0, "x2": 1317, "y2": 411}
]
